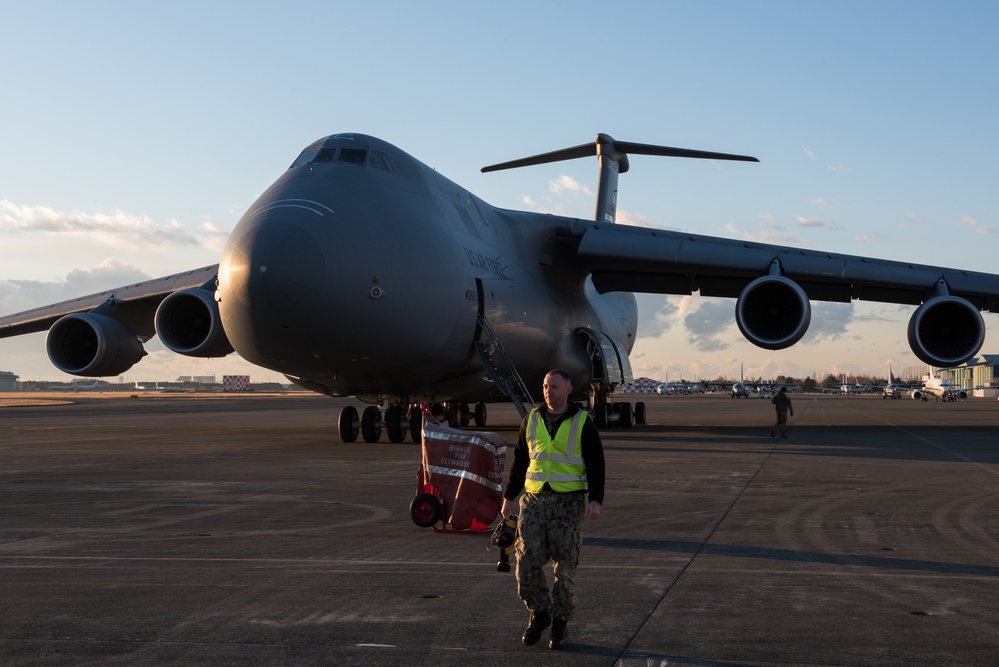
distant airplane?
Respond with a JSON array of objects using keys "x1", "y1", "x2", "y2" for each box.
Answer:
[
  {"x1": 881, "y1": 365, "x2": 908, "y2": 399},
  {"x1": 816, "y1": 376, "x2": 871, "y2": 395},
  {"x1": 48, "y1": 380, "x2": 104, "y2": 392},
  {"x1": 912, "y1": 371, "x2": 967, "y2": 402},
  {"x1": 730, "y1": 364, "x2": 749, "y2": 398},
  {"x1": 2, "y1": 132, "x2": 999, "y2": 442}
]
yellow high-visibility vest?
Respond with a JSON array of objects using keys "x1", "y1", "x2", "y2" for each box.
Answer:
[{"x1": 524, "y1": 408, "x2": 588, "y2": 493}]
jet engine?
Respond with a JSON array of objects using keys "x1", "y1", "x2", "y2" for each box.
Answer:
[
  {"x1": 46, "y1": 313, "x2": 146, "y2": 376},
  {"x1": 735, "y1": 275, "x2": 811, "y2": 350},
  {"x1": 907, "y1": 295, "x2": 984, "y2": 367},
  {"x1": 155, "y1": 288, "x2": 234, "y2": 357}
]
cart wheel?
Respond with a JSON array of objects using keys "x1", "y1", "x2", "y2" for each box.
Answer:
[
  {"x1": 410, "y1": 493, "x2": 442, "y2": 528},
  {"x1": 338, "y1": 406, "x2": 359, "y2": 443}
]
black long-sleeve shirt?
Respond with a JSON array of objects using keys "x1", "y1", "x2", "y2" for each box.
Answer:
[{"x1": 503, "y1": 403, "x2": 605, "y2": 505}]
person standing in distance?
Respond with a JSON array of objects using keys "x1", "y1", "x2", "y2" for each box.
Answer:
[
  {"x1": 500, "y1": 369, "x2": 605, "y2": 651},
  {"x1": 771, "y1": 386, "x2": 793, "y2": 438}
]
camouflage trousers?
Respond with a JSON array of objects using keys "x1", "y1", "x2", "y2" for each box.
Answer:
[
  {"x1": 515, "y1": 490, "x2": 586, "y2": 621},
  {"x1": 773, "y1": 411, "x2": 789, "y2": 436}
]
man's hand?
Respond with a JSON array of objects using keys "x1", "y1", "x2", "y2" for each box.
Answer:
[
  {"x1": 585, "y1": 500, "x2": 601, "y2": 520},
  {"x1": 501, "y1": 497, "x2": 518, "y2": 517}
]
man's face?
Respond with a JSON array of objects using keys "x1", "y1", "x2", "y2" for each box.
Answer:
[{"x1": 543, "y1": 373, "x2": 571, "y2": 412}]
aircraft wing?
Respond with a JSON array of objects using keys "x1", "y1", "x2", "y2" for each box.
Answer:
[
  {"x1": 561, "y1": 220, "x2": 999, "y2": 310},
  {"x1": 0, "y1": 265, "x2": 219, "y2": 341},
  {"x1": 556, "y1": 219, "x2": 999, "y2": 367}
]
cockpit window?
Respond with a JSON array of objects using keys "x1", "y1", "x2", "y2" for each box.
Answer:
[
  {"x1": 289, "y1": 149, "x2": 318, "y2": 168},
  {"x1": 338, "y1": 148, "x2": 367, "y2": 166},
  {"x1": 314, "y1": 148, "x2": 337, "y2": 162}
]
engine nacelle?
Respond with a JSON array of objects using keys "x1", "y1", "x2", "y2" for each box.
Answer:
[
  {"x1": 912, "y1": 390, "x2": 923, "y2": 401},
  {"x1": 155, "y1": 288, "x2": 235, "y2": 358},
  {"x1": 735, "y1": 275, "x2": 811, "y2": 350},
  {"x1": 46, "y1": 313, "x2": 146, "y2": 376},
  {"x1": 907, "y1": 295, "x2": 984, "y2": 367}
]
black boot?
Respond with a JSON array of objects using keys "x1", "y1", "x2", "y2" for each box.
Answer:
[
  {"x1": 549, "y1": 618, "x2": 569, "y2": 650},
  {"x1": 522, "y1": 610, "x2": 551, "y2": 645}
]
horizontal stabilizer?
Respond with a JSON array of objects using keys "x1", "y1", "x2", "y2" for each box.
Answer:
[{"x1": 481, "y1": 133, "x2": 758, "y2": 173}]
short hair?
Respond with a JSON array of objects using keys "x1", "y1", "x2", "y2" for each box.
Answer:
[
  {"x1": 546, "y1": 369, "x2": 571, "y2": 383},
  {"x1": 781, "y1": 386, "x2": 787, "y2": 392}
]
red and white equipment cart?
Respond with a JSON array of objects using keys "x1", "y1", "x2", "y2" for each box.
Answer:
[{"x1": 410, "y1": 404, "x2": 508, "y2": 533}]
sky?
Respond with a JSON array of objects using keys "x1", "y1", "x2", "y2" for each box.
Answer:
[{"x1": 2, "y1": 1, "x2": 998, "y2": 385}]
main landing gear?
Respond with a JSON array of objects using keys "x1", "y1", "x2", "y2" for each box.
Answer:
[
  {"x1": 337, "y1": 401, "x2": 488, "y2": 443},
  {"x1": 586, "y1": 384, "x2": 646, "y2": 430}
]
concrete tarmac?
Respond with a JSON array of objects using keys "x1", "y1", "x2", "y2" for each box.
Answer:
[{"x1": 1, "y1": 392, "x2": 997, "y2": 666}]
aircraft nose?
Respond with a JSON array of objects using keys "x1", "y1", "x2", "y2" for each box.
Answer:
[{"x1": 221, "y1": 219, "x2": 326, "y2": 324}]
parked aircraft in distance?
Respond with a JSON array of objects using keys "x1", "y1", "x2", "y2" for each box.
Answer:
[
  {"x1": 881, "y1": 366, "x2": 909, "y2": 399},
  {"x1": 912, "y1": 372, "x2": 967, "y2": 402},
  {"x1": 654, "y1": 381, "x2": 704, "y2": 396},
  {"x1": 730, "y1": 382, "x2": 750, "y2": 398},
  {"x1": 3, "y1": 132, "x2": 999, "y2": 442},
  {"x1": 48, "y1": 380, "x2": 105, "y2": 392}
]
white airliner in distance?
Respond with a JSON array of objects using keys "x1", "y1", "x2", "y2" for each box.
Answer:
[
  {"x1": 48, "y1": 380, "x2": 105, "y2": 391},
  {"x1": 2, "y1": 132, "x2": 999, "y2": 442},
  {"x1": 912, "y1": 372, "x2": 967, "y2": 402}
]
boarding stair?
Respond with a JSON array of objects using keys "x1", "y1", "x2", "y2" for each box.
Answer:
[{"x1": 474, "y1": 313, "x2": 535, "y2": 418}]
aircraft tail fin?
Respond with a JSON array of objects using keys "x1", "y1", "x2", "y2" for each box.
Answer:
[{"x1": 482, "y1": 134, "x2": 757, "y2": 224}]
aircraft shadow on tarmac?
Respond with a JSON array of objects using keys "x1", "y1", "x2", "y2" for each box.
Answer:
[
  {"x1": 583, "y1": 537, "x2": 999, "y2": 578},
  {"x1": 603, "y1": 425, "x2": 999, "y2": 463}
]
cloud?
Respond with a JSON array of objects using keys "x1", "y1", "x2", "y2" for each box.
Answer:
[
  {"x1": 801, "y1": 302, "x2": 854, "y2": 343},
  {"x1": 635, "y1": 294, "x2": 679, "y2": 338},
  {"x1": 0, "y1": 259, "x2": 150, "y2": 313},
  {"x1": 725, "y1": 215, "x2": 807, "y2": 246},
  {"x1": 549, "y1": 174, "x2": 593, "y2": 197},
  {"x1": 959, "y1": 215, "x2": 994, "y2": 235},
  {"x1": 0, "y1": 200, "x2": 228, "y2": 251},
  {"x1": 615, "y1": 209, "x2": 677, "y2": 230},
  {"x1": 682, "y1": 299, "x2": 733, "y2": 352},
  {"x1": 804, "y1": 147, "x2": 816, "y2": 160},
  {"x1": 795, "y1": 215, "x2": 840, "y2": 230}
]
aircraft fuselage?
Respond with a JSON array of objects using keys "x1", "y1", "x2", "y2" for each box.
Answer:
[{"x1": 217, "y1": 134, "x2": 636, "y2": 403}]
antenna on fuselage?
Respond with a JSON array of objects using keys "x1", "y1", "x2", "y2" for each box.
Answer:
[{"x1": 481, "y1": 133, "x2": 758, "y2": 224}]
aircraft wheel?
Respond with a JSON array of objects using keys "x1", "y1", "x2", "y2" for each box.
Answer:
[
  {"x1": 338, "y1": 406, "x2": 359, "y2": 443},
  {"x1": 594, "y1": 398, "x2": 608, "y2": 429},
  {"x1": 634, "y1": 401, "x2": 646, "y2": 425},
  {"x1": 386, "y1": 405, "x2": 405, "y2": 443},
  {"x1": 410, "y1": 493, "x2": 442, "y2": 528},
  {"x1": 620, "y1": 402, "x2": 633, "y2": 429},
  {"x1": 459, "y1": 402, "x2": 471, "y2": 427},
  {"x1": 409, "y1": 406, "x2": 423, "y2": 443},
  {"x1": 447, "y1": 403, "x2": 461, "y2": 428},
  {"x1": 474, "y1": 402, "x2": 487, "y2": 427},
  {"x1": 361, "y1": 406, "x2": 382, "y2": 443}
]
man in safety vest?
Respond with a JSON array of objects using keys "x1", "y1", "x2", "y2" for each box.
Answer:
[{"x1": 500, "y1": 369, "x2": 605, "y2": 650}]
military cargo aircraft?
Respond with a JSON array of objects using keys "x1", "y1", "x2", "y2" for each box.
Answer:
[{"x1": 2, "y1": 132, "x2": 999, "y2": 442}]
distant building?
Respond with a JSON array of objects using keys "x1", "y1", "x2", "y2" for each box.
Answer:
[
  {"x1": 0, "y1": 371, "x2": 21, "y2": 391},
  {"x1": 939, "y1": 355, "x2": 999, "y2": 397}
]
